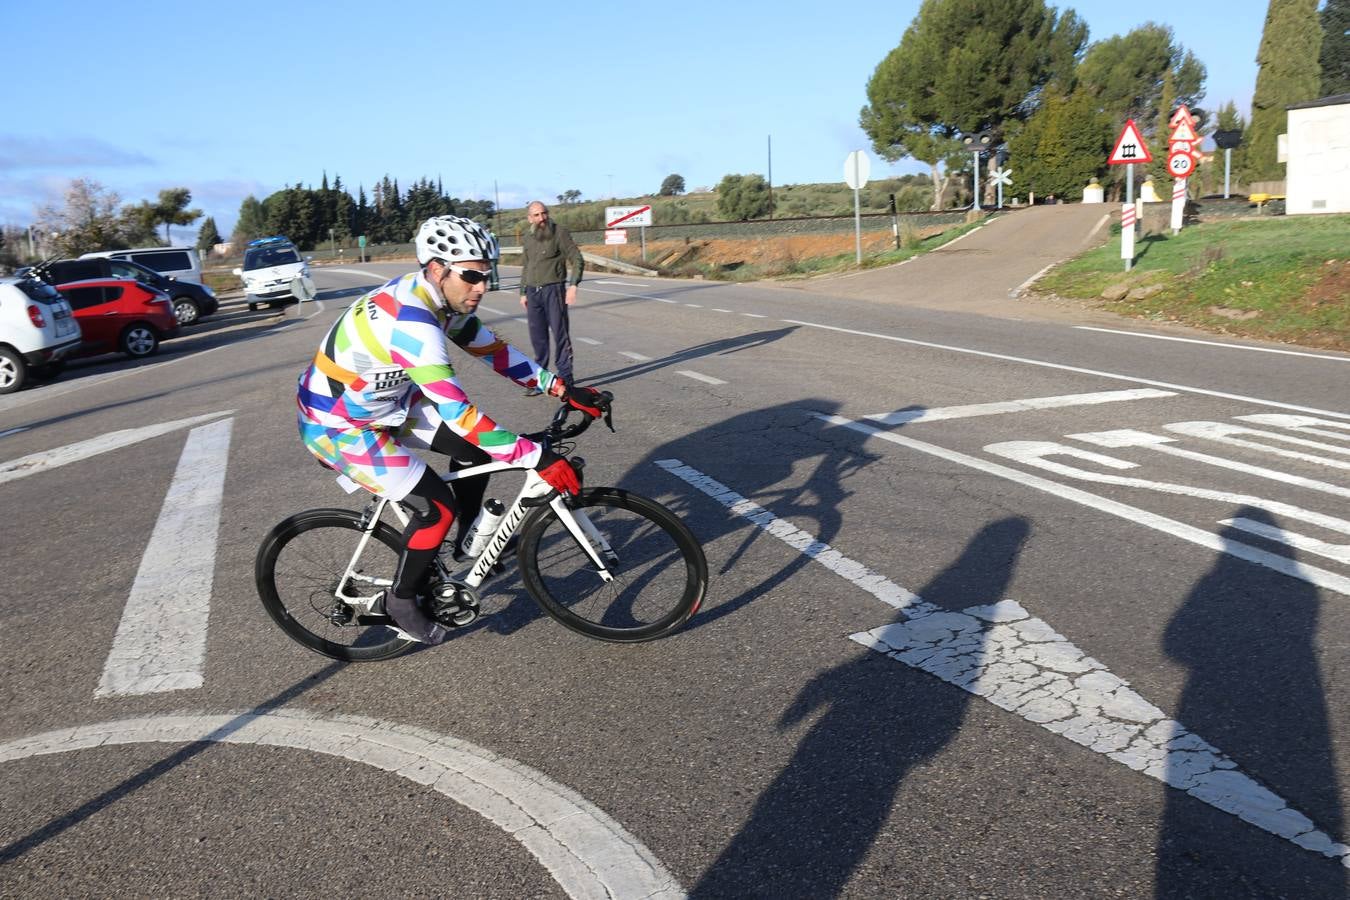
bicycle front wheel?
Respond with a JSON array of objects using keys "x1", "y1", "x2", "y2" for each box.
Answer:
[
  {"x1": 256, "y1": 508, "x2": 416, "y2": 662},
  {"x1": 518, "y1": 488, "x2": 707, "y2": 642}
]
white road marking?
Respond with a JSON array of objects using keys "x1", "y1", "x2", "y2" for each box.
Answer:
[
  {"x1": 685, "y1": 303, "x2": 703, "y2": 308},
  {"x1": 1164, "y1": 421, "x2": 1350, "y2": 469},
  {"x1": 815, "y1": 414, "x2": 1350, "y2": 597},
  {"x1": 1069, "y1": 428, "x2": 1350, "y2": 499},
  {"x1": 577, "y1": 337, "x2": 602, "y2": 345},
  {"x1": 984, "y1": 439, "x2": 1350, "y2": 578},
  {"x1": 620, "y1": 351, "x2": 652, "y2": 362},
  {"x1": 592, "y1": 280, "x2": 648, "y2": 287},
  {"x1": 1074, "y1": 326, "x2": 1350, "y2": 362},
  {"x1": 1235, "y1": 414, "x2": 1350, "y2": 441},
  {"x1": 711, "y1": 308, "x2": 733, "y2": 313},
  {"x1": 779, "y1": 318, "x2": 1350, "y2": 421},
  {"x1": 0, "y1": 411, "x2": 234, "y2": 486},
  {"x1": 0, "y1": 711, "x2": 685, "y2": 899},
  {"x1": 1010, "y1": 261, "x2": 1058, "y2": 298},
  {"x1": 654, "y1": 458, "x2": 1350, "y2": 868},
  {"x1": 865, "y1": 389, "x2": 1174, "y2": 426},
  {"x1": 677, "y1": 370, "x2": 727, "y2": 385},
  {"x1": 742, "y1": 313, "x2": 768, "y2": 318},
  {"x1": 96, "y1": 419, "x2": 232, "y2": 697}
]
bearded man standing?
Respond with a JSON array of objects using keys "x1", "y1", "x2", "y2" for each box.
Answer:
[{"x1": 518, "y1": 200, "x2": 584, "y2": 395}]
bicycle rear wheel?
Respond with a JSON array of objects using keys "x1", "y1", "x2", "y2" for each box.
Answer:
[
  {"x1": 518, "y1": 488, "x2": 707, "y2": 642},
  {"x1": 256, "y1": 508, "x2": 416, "y2": 661}
]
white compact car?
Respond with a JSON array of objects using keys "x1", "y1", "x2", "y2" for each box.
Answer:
[
  {"x1": 234, "y1": 236, "x2": 311, "y2": 310},
  {"x1": 0, "y1": 274, "x2": 83, "y2": 393}
]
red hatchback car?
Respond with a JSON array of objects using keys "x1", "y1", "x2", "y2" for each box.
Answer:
[{"x1": 56, "y1": 277, "x2": 180, "y2": 359}]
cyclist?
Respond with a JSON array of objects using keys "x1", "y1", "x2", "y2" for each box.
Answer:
[{"x1": 297, "y1": 215, "x2": 604, "y2": 644}]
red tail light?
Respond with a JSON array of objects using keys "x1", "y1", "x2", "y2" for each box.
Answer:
[{"x1": 27, "y1": 304, "x2": 47, "y2": 328}]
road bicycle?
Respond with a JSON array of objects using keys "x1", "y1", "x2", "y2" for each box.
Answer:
[{"x1": 255, "y1": 393, "x2": 708, "y2": 661}]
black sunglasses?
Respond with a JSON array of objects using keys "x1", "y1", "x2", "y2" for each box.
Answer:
[{"x1": 441, "y1": 262, "x2": 492, "y2": 285}]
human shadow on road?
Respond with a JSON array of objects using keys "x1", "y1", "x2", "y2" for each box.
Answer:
[
  {"x1": 689, "y1": 517, "x2": 1031, "y2": 898},
  {"x1": 1156, "y1": 508, "x2": 1345, "y2": 898},
  {"x1": 0, "y1": 663, "x2": 347, "y2": 864}
]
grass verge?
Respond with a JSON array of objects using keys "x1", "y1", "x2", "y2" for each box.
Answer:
[{"x1": 1031, "y1": 214, "x2": 1349, "y2": 351}]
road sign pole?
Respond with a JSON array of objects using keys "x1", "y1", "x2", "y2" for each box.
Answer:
[
  {"x1": 1121, "y1": 202, "x2": 1136, "y2": 271},
  {"x1": 641, "y1": 226, "x2": 646, "y2": 262},
  {"x1": 853, "y1": 187, "x2": 862, "y2": 265},
  {"x1": 972, "y1": 152, "x2": 981, "y2": 211},
  {"x1": 1224, "y1": 149, "x2": 1232, "y2": 199},
  {"x1": 1171, "y1": 178, "x2": 1187, "y2": 234}
]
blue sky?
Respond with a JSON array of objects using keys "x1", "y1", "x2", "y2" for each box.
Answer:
[{"x1": 3, "y1": 0, "x2": 1277, "y2": 239}]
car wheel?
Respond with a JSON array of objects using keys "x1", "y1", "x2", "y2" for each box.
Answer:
[
  {"x1": 173, "y1": 298, "x2": 200, "y2": 325},
  {"x1": 120, "y1": 324, "x2": 160, "y2": 358},
  {"x1": 0, "y1": 347, "x2": 29, "y2": 394}
]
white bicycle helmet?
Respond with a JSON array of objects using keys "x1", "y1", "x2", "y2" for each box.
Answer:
[{"x1": 415, "y1": 215, "x2": 495, "y2": 265}]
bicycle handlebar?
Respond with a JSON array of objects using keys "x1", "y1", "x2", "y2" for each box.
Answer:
[{"x1": 521, "y1": 390, "x2": 614, "y2": 447}]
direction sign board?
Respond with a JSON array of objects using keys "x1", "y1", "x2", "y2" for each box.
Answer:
[
  {"x1": 1167, "y1": 150, "x2": 1196, "y2": 178},
  {"x1": 604, "y1": 229, "x2": 628, "y2": 245},
  {"x1": 1108, "y1": 119, "x2": 1153, "y2": 165},
  {"x1": 605, "y1": 205, "x2": 652, "y2": 228},
  {"x1": 844, "y1": 150, "x2": 871, "y2": 190}
]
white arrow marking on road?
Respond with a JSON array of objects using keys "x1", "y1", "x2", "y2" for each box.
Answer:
[
  {"x1": 0, "y1": 411, "x2": 235, "y2": 486},
  {"x1": 865, "y1": 389, "x2": 1174, "y2": 426},
  {"x1": 655, "y1": 457, "x2": 1350, "y2": 866},
  {"x1": 0, "y1": 711, "x2": 685, "y2": 899},
  {"x1": 96, "y1": 418, "x2": 233, "y2": 697}
]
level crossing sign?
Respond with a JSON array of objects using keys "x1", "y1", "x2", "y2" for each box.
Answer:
[
  {"x1": 605, "y1": 205, "x2": 652, "y2": 228},
  {"x1": 1108, "y1": 120, "x2": 1153, "y2": 165}
]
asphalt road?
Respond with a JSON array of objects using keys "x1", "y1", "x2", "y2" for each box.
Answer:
[{"x1": 2, "y1": 207, "x2": 1347, "y2": 898}]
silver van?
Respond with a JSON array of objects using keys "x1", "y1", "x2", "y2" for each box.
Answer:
[{"x1": 81, "y1": 246, "x2": 203, "y2": 285}]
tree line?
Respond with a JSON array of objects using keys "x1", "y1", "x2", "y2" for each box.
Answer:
[{"x1": 859, "y1": 0, "x2": 1347, "y2": 205}]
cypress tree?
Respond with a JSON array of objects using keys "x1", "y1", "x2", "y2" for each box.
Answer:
[
  {"x1": 1322, "y1": 0, "x2": 1350, "y2": 95},
  {"x1": 1243, "y1": 0, "x2": 1324, "y2": 183}
]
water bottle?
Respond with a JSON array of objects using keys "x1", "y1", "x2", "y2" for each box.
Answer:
[{"x1": 462, "y1": 498, "x2": 506, "y2": 558}]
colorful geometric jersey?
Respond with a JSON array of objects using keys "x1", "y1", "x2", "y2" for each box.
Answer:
[{"x1": 297, "y1": 270, "x2": 557, "y2": 467}]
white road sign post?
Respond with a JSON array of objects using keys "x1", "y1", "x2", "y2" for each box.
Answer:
[
  {"x1": 1170, "y1": 178, "x2": 1187, "y2": 234},
  {"x1": 844, "y1": 150, "x2": 871, "y2": 264},
  {"x1": 990, "y1": 167, "x2": 1013, "y2": 210},
  {"x1": 1108, "y1": 119, "x2": 1153, "y2": 271}
]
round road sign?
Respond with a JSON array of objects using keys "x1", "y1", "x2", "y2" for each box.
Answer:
[{"x1": 1167, "y1": 151, "x2": 1195, "y2": 178}]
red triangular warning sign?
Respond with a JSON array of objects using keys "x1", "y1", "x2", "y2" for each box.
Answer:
[
  {"x1": 1108, "y1": 119, "x2": 1153, "y2": 165},
  {"x1": 1169, "y1": 119, "x2": 1198, "y2": 143},
  {"x1": 1169, "y1": 105, "x2": 1195, "y2": 130}
]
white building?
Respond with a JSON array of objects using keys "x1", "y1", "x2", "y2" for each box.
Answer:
[{"x1": 1284, "y1": 94, "x2": 1350, "y2": 215}]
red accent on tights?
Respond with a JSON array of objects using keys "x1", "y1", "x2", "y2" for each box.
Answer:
[{"x1": 407, "y1": 499, "x2": 453, "y2": 550}]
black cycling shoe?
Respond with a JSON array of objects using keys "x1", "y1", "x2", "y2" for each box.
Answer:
[{"x1": 381, "y1": 591, "x2": 450, "y2": 645}]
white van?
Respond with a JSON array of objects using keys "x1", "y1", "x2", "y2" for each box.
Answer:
[
  {"x1": 233, "y1": 236, "x2": 311, "y2": 310},
  {"x1": 81, "y1": 246, "x2": 203, "y2": 285}
]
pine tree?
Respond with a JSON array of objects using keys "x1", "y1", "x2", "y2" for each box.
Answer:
[
  {"x1": 1322, "y1": 0, "x2": 1350, "y2": 95},
  {"x1": 196, "y1": 217, "x2": 222, "y2": 253},
  {"x1": 1243, "y1": 0, "x2": 1324, "y2": 183}
]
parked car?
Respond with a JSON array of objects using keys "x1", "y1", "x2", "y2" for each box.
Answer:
[
  {"x1": 34, "y1": 256, "x2": 218, "y2": 326},
  {"x1": 234, "y1": 236, "x2": 311, "y2": 310},
  {"x1": 55, "y1": 277, "x2": 179, "y2": 359},
  {"x1": 0, "y1": 273, "x2": 82, "y2": 393},
  {"x1": 80, "y1": 246, "x2": 203, "y2": 285}
]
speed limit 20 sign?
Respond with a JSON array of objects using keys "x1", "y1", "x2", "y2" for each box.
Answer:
[{"x1": 1167, "y1": 151, "x2": 1195, "y2": 178}]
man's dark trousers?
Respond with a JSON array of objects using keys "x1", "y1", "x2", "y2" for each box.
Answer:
[{"x1": 524, "y1": 282, "x2": 573, "y2": 383}]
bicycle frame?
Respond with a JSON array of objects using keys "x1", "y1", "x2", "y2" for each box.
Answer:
[{"x1": 334, "y1": 458, "x2": 616, "y2": 615}]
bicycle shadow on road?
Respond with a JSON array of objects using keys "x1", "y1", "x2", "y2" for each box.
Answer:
[
  {"x1": 689, "y1": 517, "x2": 1031, "y2": 897},
  {"x1": 1156, "y1": 507, "x2": 1345, "y2": 898}
]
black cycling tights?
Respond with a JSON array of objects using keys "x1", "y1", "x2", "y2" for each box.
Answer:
[{"x1": 389, "y1": 427, "x2": 492, "y2": 599}]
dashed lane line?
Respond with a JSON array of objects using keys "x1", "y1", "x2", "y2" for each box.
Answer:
[
  {"x1": 0, "y1": 711, "x2": 685, "y2": 899},
  {"x1": 653, "y1": 457, "x2": 1350, "y2": 869},
  {"x1": 676, "y1": 370, "x2": 727, "y2": 386},
  {"x1": 96, "y1": 418, "x2": 233, "y2": 697}
]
